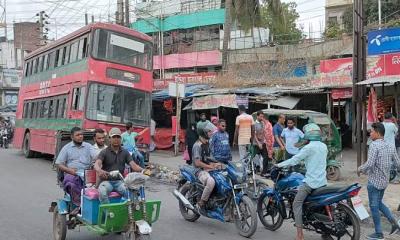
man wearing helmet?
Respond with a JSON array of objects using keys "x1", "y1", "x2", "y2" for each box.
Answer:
[
  {"x1": 192, "y1": 121, "x2": 222, "y2": 209},
  {"x1": 276, "y1": 123, "x2": 328, "y2": 240}
]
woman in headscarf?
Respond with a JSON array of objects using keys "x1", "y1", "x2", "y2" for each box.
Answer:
[{"x1": 185, "y1": 123, "x2": 198, "y2": 165}]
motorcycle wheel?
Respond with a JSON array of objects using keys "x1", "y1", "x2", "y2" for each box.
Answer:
[
  {"x1": 390, "y1": 168, "x2": 397, "y2": 182},
  {"x1": 332, "y1": 203, "x2": 361, "y2": 240},
  {"x1": 257, "y1": 194, "x2": 284, "y2": 231},
  {"x1": 178, "y1": 183, "x2": 200, "y2": 222},
  {"x1": 4, "y1": 141, "x2": 8, "y2": 149},
  {"x1": 52, "y1": 206, "x2": 67, "y2": 240},
  {"x1": 234, "y1": 195, "x2": 258, "y2": 238},
  {"x1": 326, "y1": 166, "x2": 341, "y2": 181}
]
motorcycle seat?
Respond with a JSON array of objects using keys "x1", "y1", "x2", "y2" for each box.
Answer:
[
  {"x1": 181, "y1": 165, "x2": 198, "y2": 178},
  {"x1": 84, "y1": 188, "x2": 121, "y2": 200},
  {"x1": 310, "y1": 184, "x2": 353, "y2": 196}
]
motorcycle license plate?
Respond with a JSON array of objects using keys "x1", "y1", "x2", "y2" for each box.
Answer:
[
  {"x1": 351, "y1": 196, "x2": 369, "y2": 220},
  {"x1": 234, "y1": 183, "x2": 248, "y2": 189}
]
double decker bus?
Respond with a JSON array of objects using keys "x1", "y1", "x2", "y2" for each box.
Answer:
[{"x1": 13, "y1": 23, "x2": 153, "y2": 158}]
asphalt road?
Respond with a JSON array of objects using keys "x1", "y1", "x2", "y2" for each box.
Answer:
[{"x1": 0, "y1": 148, "x2": 361, "y2": 240}]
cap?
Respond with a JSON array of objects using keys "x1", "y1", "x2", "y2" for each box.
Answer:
[{"x1": 109, "y1": 127, "x2": 122, "y2": 137}]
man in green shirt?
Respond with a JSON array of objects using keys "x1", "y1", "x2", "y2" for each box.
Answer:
[{"x1": 121, "y1": 122, "x2": 144, "y2": 167}]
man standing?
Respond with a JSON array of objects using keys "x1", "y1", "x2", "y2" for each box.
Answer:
[
  {"x1": 93, "y1": 128, "x2": 107, "y2": 156},
  {"x1": 277, "y1": 123, "x2": 328, "y2": 240},
  {"x1": 150, "y1": 118, "x2": 156, "y2": 152},
  {"x1": 382, "y1": 112, "x2": 398, "y2": 147},
  {"x1": 94, "y1": 128, "x2": 145, "y2": 204},
  {"x1": 281, "y1": 117, "x2": 304, "y2": 159},
  {"x1": 210, "y1": 119, "x2": 232, "y2": 164},
  {"x1": 262, "y1": 113, "x2": 274, "y2": 177},
  {"x1": 358, "y1": 122, "x2": 400, "y2": 239},
  {"x1": 55, "y1": 127, "x2": 97, "y2": 208},
  {"x1": 196, "y1": 113, "x2": 211, "y2": 130},
  {"x1": 234, "y1": 105, "x2": 255, "y2": 160},
  {"x1": 122, "y1": 122, "x2": 145, "y2": 168},
  {"x1": 273, "y1": 114, "x2": 286, "y2": 162},
  {"x1": 253, "y1": 111, "x2": 269, "y2": 175}
]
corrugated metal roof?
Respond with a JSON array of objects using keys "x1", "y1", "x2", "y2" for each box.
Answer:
[{"x1": 152, "y1": 84, "x2": 211, "y2": 101}]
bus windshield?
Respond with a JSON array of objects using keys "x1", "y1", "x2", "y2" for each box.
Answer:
[
  {"x1": 86, "y1": 83, "x2": 151, "y2": 126},
  {"x1": 92, "y1": 29, "x2": 152, "y2": 70}
]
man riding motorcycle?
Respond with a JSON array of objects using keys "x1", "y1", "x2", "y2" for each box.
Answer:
[
  {"x1": 192, "y1": 122, "x2": 222, "y2": 209},
  {"x1": 276, "y1": 123, "x2": 328, "y2": 240}
]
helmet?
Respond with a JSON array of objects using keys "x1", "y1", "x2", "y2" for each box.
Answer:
[
  {"x1": 197, "y1": 121, "x2": 215, "y2": 140},
  {"x1": 302, "y1": 123, "x2": 322, "y2": 141}
]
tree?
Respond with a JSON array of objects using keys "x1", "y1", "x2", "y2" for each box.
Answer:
[
  {"x1": 324, "y1": 22, "x2": 344, "y2": 39},
  {"x1": 260, "y1": 2, "x2": 303, "y2": 44}
]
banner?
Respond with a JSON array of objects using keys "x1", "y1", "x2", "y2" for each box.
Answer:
[
  {"x1": 368, "y1": 27, "x2": 400, "y2": 55},
  {"x1": 192, "y1": 94, "x2": 238, "y2": 110},
  {"x1": 174, "y1": 72, "x2": 217, "y2": 84},
  {"x1": 331, "y1": 88, "x2": 353, "y2": 100},
  {"x1": 315, "y1": 53, "x2": 400, "y2": 87}
]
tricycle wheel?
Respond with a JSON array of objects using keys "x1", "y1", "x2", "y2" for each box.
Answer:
[
  {"x1": 326, "y1": 166, "x2": 340, "y2": 181},
  {"x1": 125, "y1": 232, "x2": 151, "y2": 240},
  {"x1": 53, "y1": 206, "x2": 67, "y2": 240}
]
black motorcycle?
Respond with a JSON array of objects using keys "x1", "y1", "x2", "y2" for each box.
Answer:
[{"x1": 0, "y1": 127, "x2": 11, "y2": 148}]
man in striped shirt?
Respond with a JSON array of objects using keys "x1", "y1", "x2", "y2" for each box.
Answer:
[{"x1": 358, "y1": 122, "x2": 400, "y2": 240}]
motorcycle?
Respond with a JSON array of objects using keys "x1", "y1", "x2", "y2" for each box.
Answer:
[
  {"x1": 49, "y1": 170, "x2": 161, "y2": 240},
  {"x1": 173, "y1": 161, "x2": 258, "y2": 238},
  {"x1": 257, "y1": 167, "x2": 363, "y2": 240},
  {"x1": 0, "y1": 127, "x2": 10, "y2": 148},
  {"x1": 241, "y1": 150, "x2": 270, "y2": 200}
]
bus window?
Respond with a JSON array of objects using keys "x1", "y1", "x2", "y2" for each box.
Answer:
[
  {"x1": 43, "y1": 54, "x2": 49, "y2": 71},
  {"x1": 38, "y1": 56, "x2": 44, "y2": 73},
  {"x1": 49, "y1": 51, "x2": 56, "y2": 69},
  {"x1": 28, "y1": 60, "x2": 33, "y2": 76},
  {"x1": 57, "y1": 48, "x2": 64, "y2": 67},
  {"x1": 72, "y1": 87, "x2": 85, "y2": 111},
  {"x1": 54, "y1": 99, "x2": 60, "y2": 118},
  {"x1": 32, "y1": 102, "x2": 38, "y2": 118},
  {"x1": 23, "y1": 102, "x2": 28, "y2": 118},
  {"x1": 61, "y1": 97, "x2": 67, "y2": 118},
  {"x1": 62, "y1": 45, "x2": 71, "y2": 65},
  {"x1": 33, "y1": 58, "x2": 38, "y2": 74},
  {"x1": 48, "y1": 99, "x2": 54, "y2": 118},
  {"x1": 24, "y1": 62, "x2": 29, "y2": 77},
  {"x1": 29, "y1": 102, "x2": 35, "y2": 118},
  {"x1": 70, "y1": 41, "x2": 79, "y2": 63},
  {"x1": 78, "y1": 37, "x2": 87, "y2": 60}
]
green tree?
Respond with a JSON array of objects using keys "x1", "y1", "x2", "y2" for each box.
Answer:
[
  {"x1": 324, "y1": 22, "x2": 344, "y2": 39},
  {"x1": 260, "y1": 2, "x2": 303, "y2": 44}
]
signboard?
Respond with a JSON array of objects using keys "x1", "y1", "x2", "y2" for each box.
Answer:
[
  {"x1": 368, "y1": 27, "x2": 400, "y2": 55},
  {"x1": 331, "y1": 88, "x2": 353, "y2": 100},
  {"x1": 236, "y1": 95, "x2": 249, "y2": 109},
  {"x1": 314, "y1": 53, "x2": 400, "y2": 87},
  {"x1": 192, "y1": 94, "x2": 238, "y2": 110},
  {"x1": 174, "y1": 72, "x2": 217, "y2": 84},
  {"x1": 4, "y1": 91, "x2": 18, "y2": 105},
  {"x1": 0, "y1": 69, "x2": 22, "y2": 88},
  {"x1": 168, "y1": 82, "x2": 185, "y2": 98}
]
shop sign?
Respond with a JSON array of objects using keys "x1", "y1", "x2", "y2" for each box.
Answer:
[
  {"x1": 173, "y1": 72, "x2": 217, "y2": 84},
  {"x1": 331, "y1": 88, "x2": 353, "y2": 100},
  {"x1": 4, "y1": 91, "x2": 18, "y2": 105},
  {"x1": 236, "y1": 95, "x2": 249, "y2": 109},
  {"x1": 192, "y1": 94, "x2": 238, "y2": 110},
  {"x1": 368, "y1": 27, "x2": 400, "y2": 55}
]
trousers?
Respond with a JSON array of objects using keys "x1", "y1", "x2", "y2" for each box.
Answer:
[{"x1": 198, "y1": 171, "x2": 215, "y2": 201}]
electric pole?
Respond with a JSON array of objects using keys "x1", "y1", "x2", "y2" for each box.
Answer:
[
  {"x1": 116, "y1": 0, "x2": 124, "y2": 26},
  {"x1": 0, "y1": 0, "x2": 6, "y2": 39},
  {"x1": 36, "y1": 11, "x2": 50, "y2": 46},
  {"x1": 125, "y1": 0, "x2": 130, "y2": 27}
]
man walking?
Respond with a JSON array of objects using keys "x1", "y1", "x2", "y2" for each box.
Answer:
[
  {"x1": 253, "y1": 111, "x2": 270, "y2": 176},
  {"x1": 358, "y1": 122, "x2": 400, "y2": 239},
  {"x1": 234, "y1": 105, "x2": 254, "y2": 160},
  {"x1": 262, "y1": 113, "x2": 274, "y2": 177},
  {"x1": 382, "y1": 112, "x2": 398, "y2": 147},
  {"x1": 273, "y1": 114, "x2": 286, "y2": 162},
  {"x1": 281, "y1": 117, "x2": 304, "y2": 159},
  {"x1": 210, "y1": 119, "x2": 231, "y2": 164},
  {"x1": 122, "y1": 122, "x2": 145, "y2": 168}
]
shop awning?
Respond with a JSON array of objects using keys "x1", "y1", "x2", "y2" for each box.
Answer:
[
  {"x1": 191, "y1": 94, "x2": 238, "y2": 110},
  {"x1": 356, "y1": 76, "x2": 400, "y2": 85},
  {"x1": 266, "y1": 96, "x2": 301, "y2": 109},
  {"x1": 152, "y1": 84, "x2": 211, "y2": 101}
]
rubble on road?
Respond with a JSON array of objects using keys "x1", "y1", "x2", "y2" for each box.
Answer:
[{"x1": 148, "y1": 163, "x2": 180, "y2": 184}]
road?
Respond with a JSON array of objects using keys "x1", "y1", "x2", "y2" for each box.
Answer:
[{"x1": 0, "y1": 148, "x2": 362, "y2": 240}]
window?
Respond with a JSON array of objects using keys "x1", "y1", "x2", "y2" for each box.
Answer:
[
  {"x1": 72, "y1": 87, "x2": 85, "y2": 111},
  {"x1": 38, "y1": 55, "x2": 44, "y2": 72},
  {"x1": 43, "y1": 54, "x2": 49, "y2": 71},
  {"x1": 48, "y1": 99, "x2": 54, "y2": 118},
  {"x1": 57, "y1": 48, "x2": 64, "y2": 67},
  {"x1": 23, "y1": 102, "x2": 28, "y2": 118},
  {"x1": 49, "y1": 51, "x2": 56, "y2": 69},
  {"x1": 62, "y1": 45, "x2": 71, "y2": 65},
  {"x1": 25, "y1": 62, "x2": 30, "y2": 77},
  {"x1": 54, "y1": 99, "x2": 60, "y2": 118},
  {"x1": 70, "y1": 41, "x2": 79, "y2": 63},
  {"x1": 59, "y1": 97, "x2": 67, "y2": 118},
  {"x1": 28, "y1": 61, "x2": 33, "y2": 76},
  {"x1": 78, "y1": 37, "x2": 88, "y2": 60},
  {"x1": 29, "y1": 102, "x2": 35, "y2": 118},
  {"x1": 328, "y1": 16, "x2": 338, "y2": 25},
  {"x1": 33, "y1": 58, "x2": 38, "y2": 74}
]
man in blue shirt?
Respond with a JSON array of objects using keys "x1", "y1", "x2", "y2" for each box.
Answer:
[
  {"x1": 121, "y1": 122, "x2": 145, "y2": 167},
  {"x1": 277, "y1": 123, "x2": 327, "y2": 240},
  {"x1": 273, "y1": 114, "x2": 286, "y2": 162},
  {"x1": 210, "y1": 119, "x2": 231, "y2": 164},
  {"x1": 281, "y1": 117, "x2": 304, "y2": 159},
  {"x1": 55, "y1": 127, "x2": 97, "y2": 208}
]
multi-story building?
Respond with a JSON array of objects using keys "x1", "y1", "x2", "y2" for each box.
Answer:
[
  {"x1": 131, "y1": 0, "x2": 269, "y2": 81},
  {"x1": 325, "y1": 0, "x2": 353, "y2": 28}
]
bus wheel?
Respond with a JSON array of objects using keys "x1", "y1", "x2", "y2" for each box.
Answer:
[{"x1": 23, "y1": 132, "x2": 35, "y2": 158}]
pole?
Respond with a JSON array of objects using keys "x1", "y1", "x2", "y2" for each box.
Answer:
[
  {"x1": 124, "y1": 0, "x2": 130, "y2": 27},
  {"x1": 91, "y1": 15, "x2": 94, "y2": 23},
  {"x1": 395, "y1": 83, "x2": 399, "y2": 117},
  {"x1": 39, "y1": 11, "x2": 44, "y2": 46},
  {"x1": 85, "y1": 13, "x2": 88, "y2": 25},
  {"x1": 378, "y1": 0, "x2": 382, "y2": 29},
  {"x1": 4, "y1": 0, "x2": 6, "y2": 40},
  {"x1": 327, "y1": 93, "x2": 332, "y2": 118}
]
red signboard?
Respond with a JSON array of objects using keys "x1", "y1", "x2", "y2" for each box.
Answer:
[
  {"x1": 331, "y1": 88, "x2": 353, "y2": 99},
  {"x1": 315, "y1": 53, "x2": 400, "y2": 87}
]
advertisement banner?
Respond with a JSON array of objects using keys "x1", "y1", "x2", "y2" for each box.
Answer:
[
  {"x1": 331, "y1": 88, "x2": 353, "y2": 99},
  {"x1": 315, "y1": 53, "x2": 400, "y2": 87},
  {"x1": 0, "y1": 69, "x2": 22, "y2": 88},
  {"x1": 192, "y1": 94, "x2": 238, "y2": 110},
  {"x1": 368, "y1": 27, "x2": 400, "y2": 55},
  {"x1": 174, "y1": 72, "x2": 217, "y2": 84}
]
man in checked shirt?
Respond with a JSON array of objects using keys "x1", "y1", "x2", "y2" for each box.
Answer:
[{"x1": 358, "y1": 122, "x2": 400, "y2": 240}]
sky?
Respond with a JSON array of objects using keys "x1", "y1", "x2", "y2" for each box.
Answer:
[{"x1": 1, "y1": 0, "x2": 325, "y2": 40}]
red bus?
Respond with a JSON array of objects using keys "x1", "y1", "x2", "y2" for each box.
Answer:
[{"x1": 13, "y1": 23, "x2": 153, "y2": 158}]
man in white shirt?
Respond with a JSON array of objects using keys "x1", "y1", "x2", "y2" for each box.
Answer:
[{"x1": 93, "y1": 128, "x2": 107, "y2": 156}]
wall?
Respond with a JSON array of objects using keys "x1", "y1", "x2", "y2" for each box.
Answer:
[
  {"x1": 220, "y1": 27, "x2": 269, "y2": 50},
  {"x1": 0, "y1": 41, "x2": 16, "y2": 69},
  {"x1": 13, "y1": 22, "x2": 41, "y2": 53},
  {"x1": 153, "y1": 50, "x2": 221, "y2": 69},
  {"x1": 325, "y1": 0, "x2": 352, "y2": 28}
]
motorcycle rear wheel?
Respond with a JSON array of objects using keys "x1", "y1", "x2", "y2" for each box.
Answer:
[
  {"x1": 234, "y1": 195, "x2": 258, "y2": 238},
  {"x1": 331, "y1": 203, "x2": 361, "y2": 240},
  {"x1": 178, "y1": 183, "x2": 200, "y2": 222},
  {"x1": 257, "y1": 194, "x2": 284, "y2": 231}
]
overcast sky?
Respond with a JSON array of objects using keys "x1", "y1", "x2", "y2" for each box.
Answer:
[{"x1": 2, "y1": 0, "x2": 325, "y2": 40}]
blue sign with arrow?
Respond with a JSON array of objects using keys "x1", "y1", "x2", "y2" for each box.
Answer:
[{"x1": 368, "y1": 27, "x2": 400, "y2": 55}]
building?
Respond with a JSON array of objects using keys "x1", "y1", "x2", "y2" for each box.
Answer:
[
  {"x1": 325, "y1": 0, "x2": 353, "y2": 28},
  {"x1": 131, "y1": 0, "x2": 269, "y2": 81}
]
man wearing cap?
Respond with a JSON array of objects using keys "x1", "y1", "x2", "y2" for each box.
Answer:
[{"x1": 94, "y1": 128, "x2": 145, "y2": 204}]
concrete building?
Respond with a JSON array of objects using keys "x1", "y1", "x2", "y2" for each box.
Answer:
[
  {"x1": 131, "y1": 0, "x2": 269, "y2": 80},
  {"x1": 325, "y1": 0, "x2": 353, "y2": 28}
]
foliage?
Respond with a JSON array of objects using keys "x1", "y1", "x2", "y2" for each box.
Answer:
[
  {"x1": 324, "y1": 22, "x2": 344, "y2": 39},
  {"x1": 260, "y1": 1, "x2": 303, "y2": 44}
]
